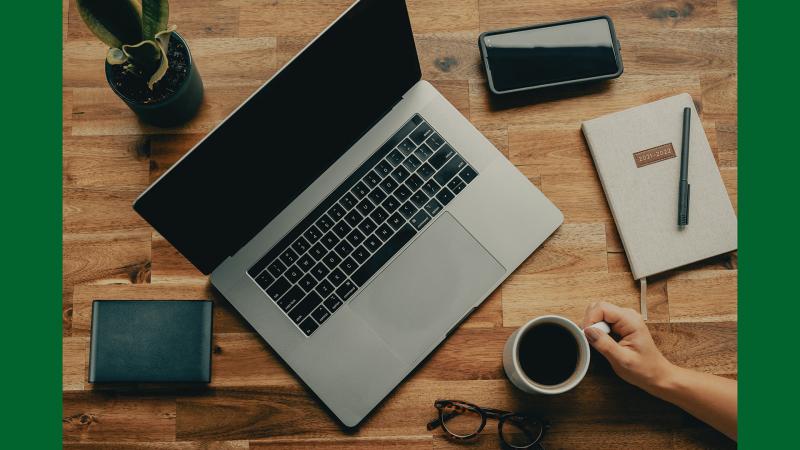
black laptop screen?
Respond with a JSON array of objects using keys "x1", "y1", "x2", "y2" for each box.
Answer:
[{"x1": 134, "y1": 0, "x2": 421, "y2": 274}]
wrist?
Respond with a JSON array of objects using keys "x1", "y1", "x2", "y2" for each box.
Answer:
[{"x1": 643, "y1": 359, "x2": 682, "y2": 398}]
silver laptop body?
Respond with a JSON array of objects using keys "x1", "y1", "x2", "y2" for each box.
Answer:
[{"x1": 136, "y1": 0, "x2": 562, "y2": 427}]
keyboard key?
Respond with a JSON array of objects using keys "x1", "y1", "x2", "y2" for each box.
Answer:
[
  {"x1": 312, "y1": 305, "x2": 331, "y2": 324},
  {"x1": 290, "y1": 291, "x2": 324, "y2": 324},
  {"x1": 266, "y1": 276, "x2": 291, "y2": 300},
  {"x1": 410, "y1": 122, "x2": 433, "y2": 145},
  {"x1": 324, "y1": 294, "x2": 343, "y2": 312},
  {"x1": 387, "y1": 213, "x2": 405, "y2": 230},
  {"x1": 367, "y1": 186, "x2": 387, "y2": 204},
  {"x1": 379, "y1": 176, "x2": 398, "y2": 194},
  {"x1": 410, "y1": 209, "x2": 432, "y2": 230},
  {"x1": 340, "y1": 192, "x2": 357, "y2": 210},
  {"x1": 411, "y1": 190, "x2": 429, "y2": 208},
  {"x1": 449, "y1": 178, "x2": 467, "y2": 195},
  {"x1": 424, "y1": 198, "x2": 443, "y2": 216},
  {"x1": 422, "y1": 179, "x2": 440, "y2": 197},
  {"x1": 436, "y1": 188, "x2": 455, "y2": 205},
  {"x1": 364, "y1": 234, "x2": 382, "y2": 252},
  {"x1": 297, "y1": 253, "x2": 315, "y2": 271},
  {"x1": 370, "y1": 206, "x2": 389, "y2": 225},
  {"x1": 429, "y1": 144, "x2": 455, "y2": 169},
  {"x1": 292, "y1": 236, "x2": 310, "y2": 255},
  {"x1": 351, "y1": 224, "x2": 416, "y2": 285},
  {"x1": 394, "y1": 185, "x2": 412, "y2": 202},
  {"x1": 426, "y1": 133, "x2": 445, "y2": 150},
  {"x1": 299, "y1": 273, "x2": 319, "y2": 292},
  {"x1": 356, "y1": 198, "x2": 375, "y2": 215},
  {"x1": 285, "y1": 265, "x2": 303, "y2": 284},
  {"x1": 309, "y1": 242, "x2": 327, "y2": 259},
  {"x1": 299, "y1": 317, "x2": 318, "y2": 336},
  {"x1": 376, "y1": 223, "x2": 394, "y2": 241},
  {"x1": 280, "y1": 248, "x2": 298, "y2": 266},
  {"x1": 320, "y1": 231, "x2": 339, "y2": 250},
  {"x1": 335, "y1": 240, "x2": 354, "y2": 259},
  {"x1": 267, "y1": 260, "x2": 287, "y2": 278},
  {"x1": 403, "y1": 154, "x2": 421, "y2": 172},
  {"x1": 387, "y1": 149, "x2": 404, "y2": 166},
  {"x1": 376, "y1": 160, "x2": 393, "y2": 177},
  {"x1": 312, "y1": 261, "x2": 330, "y2": 280},
  {"x1": 352, "y1": 245, "x2": 370, "y2": 263},
  {"x1": 405, "y1": 174, "x2": 423, "y2": 191},
  {"x1": 417, "y1": 163, "x2": 435, "y2": 180},
  {"x1": 336, "y1": 280, "x2": 358, "y2": 301},
  {"x1": 364, "y1": 170, "x2": 382, "y2": 188},
  {"x1": 327, "y1": 268, "x2": 347, "y2": 286},
  {"x1": 254, "y1": 271, "x2": 275, "y2": 290},
  {"x1": 278, "y1": 286, "x2": 305, "y2": 312},
  {"x1": 415, "y1": 143, "x2": 434, "y2": 161},
  {"x1": 316, "y1": 214, "x2": 334, "y2": 232},
  {"x1": 323, "y1": 251, "x2": 342, "y2": 270},
  {"x1": 434, "y1": 155, "x2": 466, "y2": 186},
  {"x1": 303, "y1": 225, "x2": 322, "y2": 244},
  {"x1": 460, "y1": 165, "x2": 477, "y2": 183},
  {"x1": 391, "y1": 165, "x2": 410, "y2": 183},
  {"x1": 346, "y1": 228, "x2": 365, "y2": 246},
  {"x1": 316, "y1": 279, "x2": 334, "y2": 298},
  {"x1": 345, "y1": 210, "x2": 363, "y2": 228},
  {"x1": 382, "y1": 196, "x2": 401, "y2": 213},
  {"x1": 358, "y1": 217, "x2": 377, "y2": 235},
  {"x1": 351, "y1": 181, "x2": 369, "y2": 199},
  {"x1": 333, "y1": 220, "x2": 352, "y2": 239},
  {"x1": 399, "y1": 201, "x2": 417, "y2": 219},
  {"x1": 398, "y1": 138, "x2": 416, "y2": 155},
  {"x1": 328, "y1": 204, "x2": 346, "y2": 221},
  {"x1": 340, "y1": 256, "x2": 358, "y2": 275}
]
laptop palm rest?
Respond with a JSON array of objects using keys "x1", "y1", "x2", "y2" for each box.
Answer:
[{"x1": 349, "y1": 212, "x2": 505, "y2": 363}]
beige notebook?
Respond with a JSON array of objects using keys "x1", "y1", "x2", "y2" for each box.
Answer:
[{"x1": 582, "y1": 94, "x2": 737, "y2": 316}]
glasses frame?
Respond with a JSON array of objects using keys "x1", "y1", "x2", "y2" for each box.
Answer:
[{"x1": 427, "y1": 399, "x2": 549, "y2": 449}]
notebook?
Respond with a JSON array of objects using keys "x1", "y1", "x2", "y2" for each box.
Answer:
[
  {"x1": 581, "y1": 93, "x2": 737, "y2": 317},
  {"x1": 89, "y1": 300, "x2": 213, "y2": 383}
]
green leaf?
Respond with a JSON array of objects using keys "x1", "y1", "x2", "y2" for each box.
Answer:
[
  {"x1": 106, "y1": 48, "x2": 128, "y2": 65},
  {"x1": 122, "y1": 40, "x2": 162, "y2": 82},
  {"x1": 76, "y1": 0, "x2": 142, "y2": 48},
  {"x1": 141, "y1": 0, "x2": 170, "y2": 39}
]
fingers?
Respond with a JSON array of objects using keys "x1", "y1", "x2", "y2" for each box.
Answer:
[
  {"x1": 584, "y1": 326, "x2": 628, "y2": 363},
  {"x1": 583, "y1": 302, "x2": 644, "y2": 336}
]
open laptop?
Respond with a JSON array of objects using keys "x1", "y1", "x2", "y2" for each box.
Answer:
[{"x1": 134, "y1": 0, "x2": 562, "y2": 427}]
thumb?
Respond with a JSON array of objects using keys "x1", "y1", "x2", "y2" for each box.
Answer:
[{"x1": 584, "y1": 327, "x2": 625, "y2": 362}]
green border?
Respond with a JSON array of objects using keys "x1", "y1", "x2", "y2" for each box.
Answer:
[
  {"x1": 0, "y1": 0, "x2": 62, "y2": 446},
  {"x1": 739, "y1": 2, "x2": 796, "y2": 448}
]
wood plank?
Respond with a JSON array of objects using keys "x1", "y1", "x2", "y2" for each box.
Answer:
[
  {"x1": 251, "y1": 436, "x2": 431, "y2": 449},
  {"x1": 238, "y1": 0, "x2": 352, "y2": 36},
  {"x1": 189, "y1": 37, "x2": 278, "y2": 85},
  {"x1": 210, "y1": 333, "x2": 298, "y2": 388},
  {"x1": 721, "y1": 167, "x2": 737, "y2": 213},
  {"x1": 714, "y1": 119, "x2": 737, "y2": 168},
  {"x1": 667, "y1": 270, "x2": 737, "y2": 322},
  {"x1": 63, "y1": 391, "x2": 177, "y2": 442},
  {"x1": 64, "y1": 442, "x2": 248, "y2": 450},
  {"x1": 63, "y1": 188, "x2": 149, "y2": 234},
  {"x1": 71, "y1": 283, "x2": 253, "y2": 336},
  {"x1": 63, "y1": 136, "x2": 151, "y2": 190},
  {"x1": 408, "y1": 0, "x2": 479, "y2": 33},
  {"x1": 477, "y1": 125, "x2": 508, "y2": 157},
  {"x1": 516, "y1": 223, "x2": 608, "y2": 275},
  {"x1": 63, "y1": 230, "x2": 152, "y2": 288},
  {"x1": 650, "y1": 322, "x2": 737, "y2": 375},
  {"x1": 622, "y1": 28, "x2": 737, "y2": 75},
  {"x1": 415, "y1": 32, "x2": 483, "y2": 81},
  {"x1": 700, "y1": 71, "x2": 737, "y2": 120},
  {"x1": 429, "y1": 80, "x2": 471, "y2": 119},
  {"x1": 462, "y1": 288, "x2": 503, "y2": 328},
  {"x1": 64, "y1": 337, "x2": 89, "y2": 391},
  {"x1": 540, "y1": 172, "x2": 612, "y2": 223},
  {"x1": 508, "y1": 125, "x2": 595, "y2": 173}
]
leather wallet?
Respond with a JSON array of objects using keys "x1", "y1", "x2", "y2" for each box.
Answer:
[{"x1": 89, "y1": 300, "x2": 213, "y2": 383}]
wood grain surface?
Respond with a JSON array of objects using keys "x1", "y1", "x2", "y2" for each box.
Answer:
[{"x1": 63, "y1": 0, "x2": 738, "y2": 448}]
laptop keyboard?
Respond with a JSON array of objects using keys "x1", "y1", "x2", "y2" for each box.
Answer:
[{"x1": 247, "y1": 114, "x2": 479, "y2": 336}]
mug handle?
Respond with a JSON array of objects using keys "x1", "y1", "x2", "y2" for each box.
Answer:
[{"x1": 586, "y1": 321, "x2": 611, "y2": 334}]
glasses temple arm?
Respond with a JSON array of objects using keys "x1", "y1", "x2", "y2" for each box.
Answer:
[{"x1": 426, "y1": 411, "x2": 460, "y2": 431}]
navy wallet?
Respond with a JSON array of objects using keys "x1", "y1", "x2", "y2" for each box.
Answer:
[{"x1": 89, "y1": 300, "x2": 213, "y2": 383}]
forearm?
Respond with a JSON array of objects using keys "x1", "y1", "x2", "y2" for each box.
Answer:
[{"x1": 646, "y1": 364, "x2": 738, "y2": 441}]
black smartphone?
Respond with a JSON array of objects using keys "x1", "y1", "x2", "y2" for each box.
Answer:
[{"x1": 479, "y1": 16, "x2": 623, "y2": 95}]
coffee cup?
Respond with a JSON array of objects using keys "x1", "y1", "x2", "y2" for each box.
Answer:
[{"x1": 503, "y1": 315, "x2": 610, "y2": 395}]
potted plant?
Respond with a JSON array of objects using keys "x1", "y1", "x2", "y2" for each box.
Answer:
[{"x1": 76, "y1": 0, "x2": 203, "y2": 126}]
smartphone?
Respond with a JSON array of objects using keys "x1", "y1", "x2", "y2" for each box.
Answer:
[{"x1": 479, "y1": 16, "x2": 623, "y2": 95}]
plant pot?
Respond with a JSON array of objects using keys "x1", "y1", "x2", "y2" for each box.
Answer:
[{"x1": 105, "y1": 32, "x2": 204, "y2": 127}]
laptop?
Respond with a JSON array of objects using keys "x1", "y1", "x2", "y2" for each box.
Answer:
[{"x1": 134, "y1": 0, "x2": 562, "y2": 427}]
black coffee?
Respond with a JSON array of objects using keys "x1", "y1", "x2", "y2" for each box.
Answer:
[{"x1": 518, "y1": 323, "x2": 579, "y2": 386}]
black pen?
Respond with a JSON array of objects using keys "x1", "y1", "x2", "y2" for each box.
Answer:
[{"x1": 678, "y1": 107, "x2": 691, "y2": 227}]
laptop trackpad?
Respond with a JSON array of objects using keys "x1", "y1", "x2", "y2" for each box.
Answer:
[{"x1": 349, "y1": 212, "x2": 505, "y2": 363}]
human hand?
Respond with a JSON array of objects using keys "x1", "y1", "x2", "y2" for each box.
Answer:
[{"x1": 582, "y1": 302, "x2": 674, "y2": 393}]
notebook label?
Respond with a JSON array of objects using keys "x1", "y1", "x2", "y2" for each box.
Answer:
[{"x1": 633, "y1": 143, "x2": 676, "y2": 168}]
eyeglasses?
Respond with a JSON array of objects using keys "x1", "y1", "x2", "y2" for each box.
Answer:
[{"x1": 427, "y1": 400, "x2": 549, "y2": 449}]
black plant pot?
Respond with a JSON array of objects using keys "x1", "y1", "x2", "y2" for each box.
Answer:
[{"x1": 105, "y1": 32, "x2": 203, "y2": 127}]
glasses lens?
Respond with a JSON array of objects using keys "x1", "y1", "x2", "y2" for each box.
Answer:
[
  {"x1": 440, "y1": 403, "x2": 483, "y2": 438},
  {"x1": 500, "y1": 415, "x2": 544, "y2": 449}
]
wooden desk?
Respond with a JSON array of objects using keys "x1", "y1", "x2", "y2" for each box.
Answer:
[{"x1": 63, "y1": 0, "x2": 737, "y2": 448}]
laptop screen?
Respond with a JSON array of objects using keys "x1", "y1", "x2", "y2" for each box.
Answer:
[{"x1": 134, "y1": 0, "x2": 421, "y2": 274}]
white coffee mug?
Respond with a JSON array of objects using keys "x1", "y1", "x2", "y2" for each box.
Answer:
[{"x1": 503, "y1": 315, "x2": 610, "y2": 395}]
